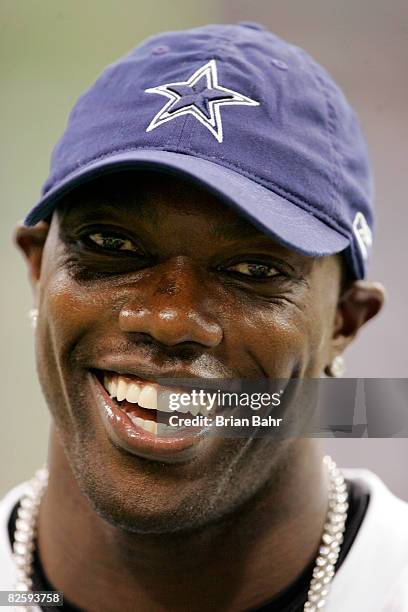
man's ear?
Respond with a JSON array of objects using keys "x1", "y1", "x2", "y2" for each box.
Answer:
[
  {"x1": 14, "y1": 221, "x2": 50, "y2": 294},
  {"x1": 330, "y1": 280, "x2": 385, "y2": 356}
]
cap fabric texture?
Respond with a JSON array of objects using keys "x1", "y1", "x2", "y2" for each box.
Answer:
[{"x1": 24, "y1": 22, "x2": 375, "y2": 279}]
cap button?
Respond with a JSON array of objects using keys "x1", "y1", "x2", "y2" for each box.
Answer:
[{"x1": 238, "y1": 21, "x2": 266, "y2": 31}]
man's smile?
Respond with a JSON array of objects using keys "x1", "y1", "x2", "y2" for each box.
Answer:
[{"x1": 90, "y1": 370, "x2": 212, "y2": 463}]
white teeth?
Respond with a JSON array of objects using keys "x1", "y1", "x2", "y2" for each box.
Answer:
[
  {"x1": 189, "y1": 404, "x2": 201, "y2": 417},
  {"x1": 128, "y1": 413, "x2": 157, "y2": 435},
  {"x1": 102, "y1": 373, "x2": 214, "y2": 436},
  {"x1": 156, "y1": 390, "x2": 175, "y2": 413},
  {"x1": 102, "y1": 373, "x2": 215, "y2": 417},
  {"x1": 110, "y1": 378, "x2": 118, "y2": 398},
  {"x1": 144, "y1": 419, "x2": 158, "y2": 434},
  {"x1": 104, "y1": 375, "x2": 118, "y2": 398},
  {"x1": 116, "y1": 378, "x2": 128, "y2": 402},
  {"x1": 126, "y1": 382, "x2": 141, "y2": 403},
  {"x1": 138, "y1": 384, "x2": 157, "y2": 410},
  {"x1": 176, "y1": 403, "x2": 190, "y2": 414},
  {"x1": 128, "y1": 414, "x2": 143, "y2": 428}
]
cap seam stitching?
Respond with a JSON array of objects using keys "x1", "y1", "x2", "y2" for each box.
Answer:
[
  {"x1": 300, "y1": 51, "x2": 340, "y2": 218},
  {"x1": 320, "y1": 80, "x2": 343, "y2": 214},
  {"x1": 175, "y1": 114, "x2": 190, "y2": 148}
]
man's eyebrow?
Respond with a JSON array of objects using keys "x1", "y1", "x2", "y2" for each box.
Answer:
[{"x1": 60, "y1": 199, "x2": 154, "y2": 224}]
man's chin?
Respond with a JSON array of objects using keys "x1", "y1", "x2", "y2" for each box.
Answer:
[
  {"x1": 63, "y1": 435, "x2": 224, "y2": 534},
  {"x1": 75, "y1": 464, "x2": 224, "y2": 535}
]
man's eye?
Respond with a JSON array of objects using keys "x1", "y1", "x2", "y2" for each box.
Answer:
[
  {"x1": 87, "y1": 232, "x2": 137, "y2": 252},
  {"x1": 226, "y1": 262, "x2": 280, "y2": 279}
]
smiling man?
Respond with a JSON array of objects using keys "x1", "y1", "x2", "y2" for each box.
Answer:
[{"x1": 1, "y1": 22, "x2": 408, "y2": 612}]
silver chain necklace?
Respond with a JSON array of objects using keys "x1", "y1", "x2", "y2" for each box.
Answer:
[{"x1": 12, "y1": 455, "x2": 348, "y2": 611}]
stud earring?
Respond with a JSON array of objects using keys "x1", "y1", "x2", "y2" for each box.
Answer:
[
  {"x1": 28, "y1": 308, "x2": 39, "y2": 330},
  {"x1": 325, "y1": 355, "x2": 345, "y2": 378}
]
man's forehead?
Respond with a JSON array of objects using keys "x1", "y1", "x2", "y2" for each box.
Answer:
[
  {"x1": 54, "y1": 170, "x2": 341, "y2": 275},
  {"x1": 56, "y1": 170, "x2": 270, "y2": 241}
]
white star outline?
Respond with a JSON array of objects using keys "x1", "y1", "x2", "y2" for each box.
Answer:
[{"x1": 144, "y1": 59, "x2": 260, "y2": 143}]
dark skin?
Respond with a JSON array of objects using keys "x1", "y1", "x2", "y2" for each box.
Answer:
[{"x1": 15, "y1": 171, "x2": 384, "y2": 611}]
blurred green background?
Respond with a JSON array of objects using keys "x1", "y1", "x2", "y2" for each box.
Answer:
[{"x1": 1, "y1": 0, "x2": 407, "y2": 497}]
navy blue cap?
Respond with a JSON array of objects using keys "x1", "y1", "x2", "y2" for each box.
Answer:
[{"x1": 24, "y1": 22, "x2": 374, "y2": 279}]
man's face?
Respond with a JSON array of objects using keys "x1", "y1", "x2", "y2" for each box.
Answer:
[{"x1": 31, "y1": 171, "x2": 343, "y2": 533}]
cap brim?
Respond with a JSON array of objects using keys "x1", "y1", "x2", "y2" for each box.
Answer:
[{"x1": 25, "y1": 150, "x2": 349, "y2": 257}]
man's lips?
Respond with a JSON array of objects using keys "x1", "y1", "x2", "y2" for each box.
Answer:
[{"x1": 89, "y1": 370, "x2": 212, "y2": 463}]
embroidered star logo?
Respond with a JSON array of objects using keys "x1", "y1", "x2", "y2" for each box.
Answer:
[{"x1": 145, "y1": 60, "x2": 260, "y2": 143}]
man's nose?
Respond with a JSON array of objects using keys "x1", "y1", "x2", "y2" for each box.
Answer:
[{"x1": 118, "y1": 258, "x2": 223, "y2": 348}]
